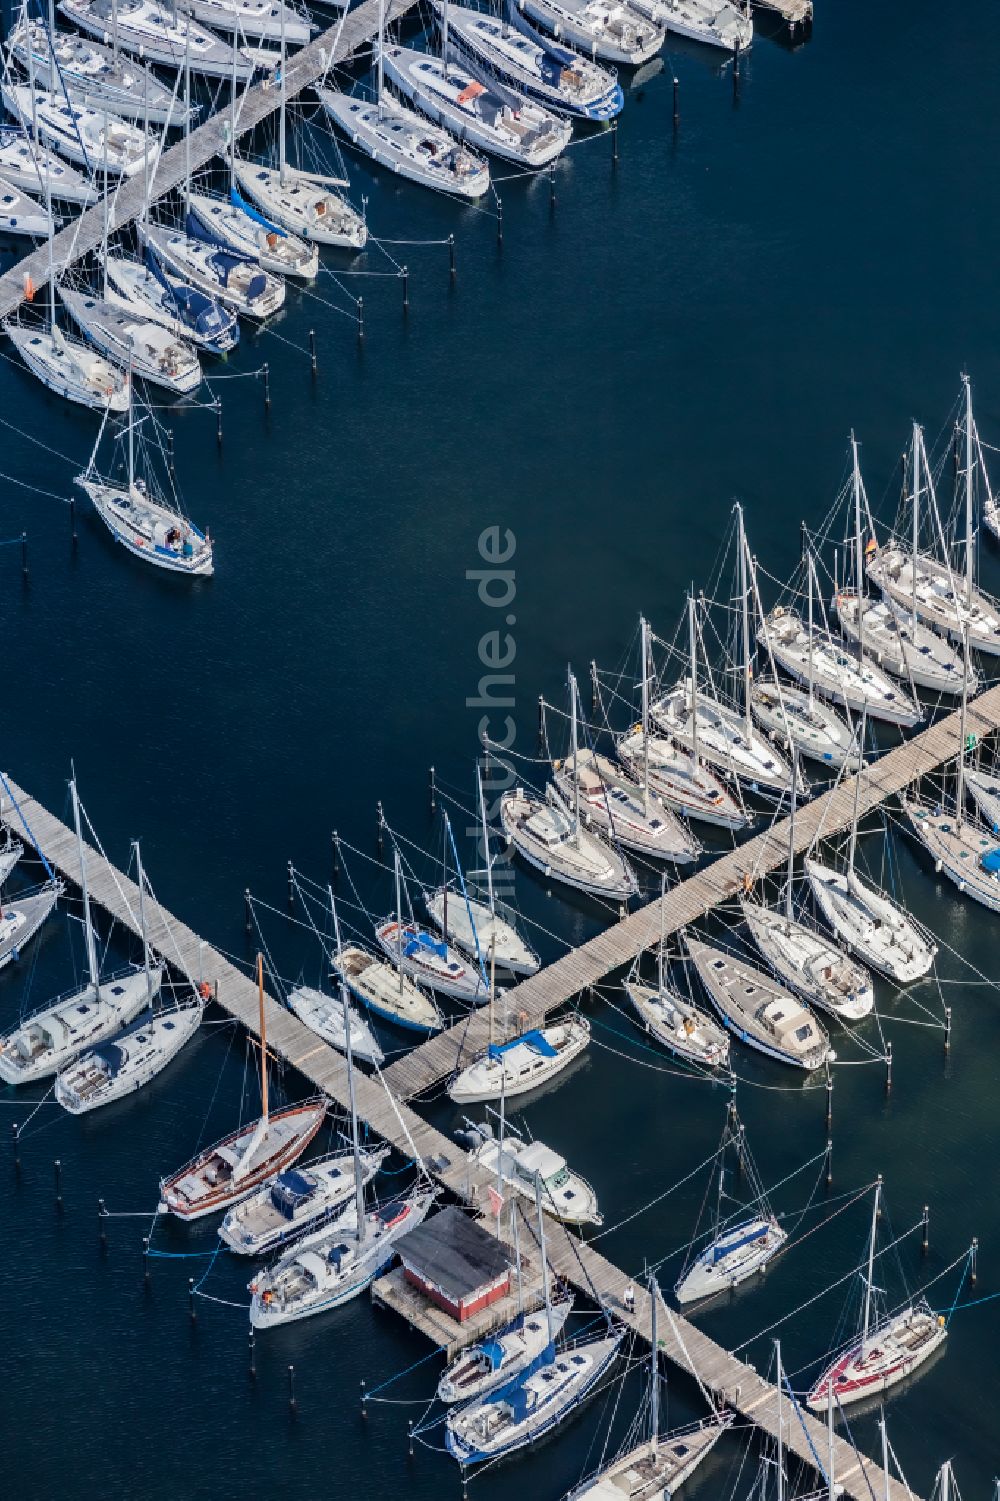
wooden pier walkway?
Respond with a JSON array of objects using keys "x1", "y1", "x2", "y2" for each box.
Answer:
[
  {"x1": 0, "y1": 767, "x2": 927, "y2": 1501},
  {"x1": 0, "y1": 0, "x2": 412, "y2": 322},
  {"x1": 383, "y1": 683, "x2": 1000, "y2": 1103}
]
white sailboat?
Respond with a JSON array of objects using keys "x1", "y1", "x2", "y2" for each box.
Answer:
[
  {"x1": 0, "y1": 172, "x2": 54, "y2": 235},
  {"x1": 9, "y1": 15, "x2": 192, "y2": 125},
  {"x1": 142, "y1": 220, "x2": 285, "y2": 318},
  {"x1": 75, "y1": 375, "x2": 214, "y2": 574},
  {"x1": 805, "y1": 759, "x2": 935, "y2": 983},
  {"x1": 501, "y1": 782, "x2": 637, "y2": 900},
  {"x1": 628, "y1": 0, "x2": 749, "y2": 49},
  {"x1": 318, "y1": 0, "x2": 490, "y2": 201},
  {"x1": 623, "y1": 875, "x2": 729, "y2": 1067},
  {"x1": 0, "y1": 793, "x2": 162, "y2": 1085},
  {"x1": 554, "y1": 744, "x2": 700, "y2": 863},
  {"x1": 834, "y1": 434, "x2": 973, "y2": 698},
  {"x1": 514, "y1": 0, "x2": 663, "y2": 66},
  {"x1": 653, "y1": 588, "x2": 795, "y2": 799},
  {"x1": 0, "y1": 880, "x2": 63, "y2": 969},
  {"x1": 186, "y1": 0, "x2": 310, "y2": 43},
  {"x1": 0, "y1": 839, "x2": 24, "y2": 888},
  {"x1": 3, "y1": 82, "x2": 158, "y2": 177},
  {"x1": 424, "y1": 772, "x2": 539, "y2": 976},
  {"x1": 59, "y1": 0, "x2": 259, "y2": 79},
  {"x1": 964, "y1": 763, "x2": 1000, "y2": 830},
  {"x1": 218, "y1": 1143, "x2": 389, "y2": 1255},
  {"x1": 103, "y1": 251, "x2": 240, "y2": 354},
  {"x1": 807, "y1": 1178, "x2": 946, "y2": 1410},
  {"x1": 287, "y1": 877, "x2": 384, "y2": 1063},
  {"x1": 59, "y1": 286, "x2": 201, "y2": 393},
  {"x1": 902, "y1": 635, "x2": 1000, "y2": 912},
  {"x1": 159, "y1": 956, "x2": 326, "y2": 1220},
  {"x1": 675, "y1": 1112, "x2": 788, "y2": 1304},
  {"x1": 0, "y1": 122, "x2": 96, "y2": 201},
  {"x1": 442, "y1": 4, "x2": 622, "y2": 120},
  {"x1": 249, "y1": 987, "x2": 436, "y2": 1326},
  {"x1": 751, "y1": 679, "x2": 860, "y2": 772},
  {"x1": 867, "y1": 415, "x2": 1000, "y2": 656},
  {"x1": 740, "y1": 757, "x2": 874, "y2": 1024},
  {"x1": 381, "y1": 0, "x2": 571, "y2": 170},
  {"x1": 685, "y1": 934, "x2": 832, "y2": 1071},
  {"x1": 55, "y1": 995, "x2": 204, "y2": 1111},
  {"x1": 439, "y1": 1289, "x2": 575, "y2": 1403},
  {"x1": 567, "y1": 1279, "x2": 733, "y2": 1499},
  {"x1": 376, "y1": 847, "x2": 490, "y2": 1004}
]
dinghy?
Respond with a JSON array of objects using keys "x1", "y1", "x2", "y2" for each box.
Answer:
[
  {"x1": 805, "y1": 857, "x2": 935, "y2": 984},
  {"x1": 59, "y1": 0, "x2": 258, "y2": 78},
  {"x1": 9, "y1": 19, "x2": 193, "y2": 125},
  {"x1": 448, "y1": 1016, "x2": 591, "y2": 1103},
  {"x1": 218, "y1": 1144, "x2": 388, "y2": 1255},
  {"x1": 628, "y1": 0, "x2": 749, "y2": 49},
  {"x1": 380, "y1": 45, "x2": 571, "y2": 167},
  {"x1": 514, "y1": 0, "x2": 663, "y2": 66},
  {"x1": 0, "y1": 880, "x2": 62, "y2": 969},
  {"x1": 807, "y1": 1180, "x2": 946, "y2": 1411},
  {"x1": 103, "y1": 251, "x2": 240, "y2": 355},
  {"x1": 250, "y1": 1185, "x2": 436, "y2": 1325},
  {"x1": 750, "y1": 679, "x2": 860, "y2": 772},
  {"x1": 438, "y1": 1290, "x2": 575, "y2": 1403},
  {"x1": 467, "y1": 1123, "x2": 602, "y2": 1226},
  {"x1": 159, "y1": 960, "x2": 325, "y2": 1220},
  {"x1": 287, "y1": 983, "x2": 384, "y2": 1065},
  {"x1": 0, "y1": 781, "x2": 163, "y2": 1085},
  {"x1": 501, "y1": 783, "x2": 637, "y2": 900},
  {"x1": 142, "y1": 221, "x2": 286, "y2": 319},
  {"x1": 58, "y1": 286, "x2": 202, "y2": 394},
  {"x1": 319, "y1": 86, "x2": 490, "y2": 199},
  {"x1": 441, "y1": 3, "x2": 623, "y2": 120},
  {"x1": 0, "y1": 124, "x2": 96, "y2": 202},
  {"x1": 684, "y1": 935, "x2": 832, "y2": 1071},
  {"x1": 187, "y1": 188, "x2": 318, "y2": 279},
  {"x1": 0, "y1": 174, "x2": 55, "y2": 237},
  {"x1": 55, "y1": 996, "x2": 204, "y2": 1112},
  {"x1": 3, "y1": 84, "x2": 157, "y2": 178},
  {"x1": 446, "y1": 1328, "x2": 625, "y2": 1464}
]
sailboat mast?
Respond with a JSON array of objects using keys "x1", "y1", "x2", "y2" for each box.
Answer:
[
  {"x1": 640, "y1": 615, "x2": 650, "y2": 812},
  {"x1": 278, "y1": 0, "x2": 287, "y2": 181},
  {"x1": 911, "y1": 425, "x2": 920, "y2": 632},
  {"x1": 183, "y1": 19, "x2": 191, "y2": 214},
  {"x1": 688, "y1": 594, "x2": 699, "y2": 766},
  {"x1": 828, "y1": 1389, "x2": 836, "y2": 1501},
  {"x1": 848, "y1": 709, "x2": 865, "y2": 876},
  {"x1": 964, "y1": 373, "x2": 974, "y2": 608},
  {"x1": 376, "y1": 0, "x2": 385, "y2": 119},
  {"x1": 806, "y1": 550, "x2": 815, "y2": 709},
  {"x1": 134, "y1": 839, "x2": 153, "y2": 1008},
  {"x1": 776, "y1": 1340, "x2": 785, "y2": 1501},
  {"x1": 487, "y1": 932, "x2": 495, "y2": 1049},
  {"x1": 649, "y1": 1273, "x2": 659, "y2": 1454},
  {"x1": 70, "y1": 777, "x2": 99, "y2": 996},
  {"x1": 861, "y1": 1174, "x2": 882, "y2": 1358},
  {"x1": 785, "y1": 750, "x2": 797, "y2": 920},
  {"x1": 533, "y1": 1176, "x2": 553, "y2": 1346},
  {"x1": 126, "y1": 341, "x2": 134, "y2": 490},
  {"x1": 229, "y1": 5, "x2": 238, "y2": 189},
  {"x1": 658, "y1": 870, "x2": 665, "y2": 992},
  {"x1": 256, "y1": 953, "x2": 269, "y2": 1123},
  {"x1": 852, "y1": 433, "x2": 865, "y2": 658},
  {"x1": 738, "y1": 505, "x2": 752, "y2": 740},
  {"x1": 957, "y1": 625, "x2": 968, "y2": 829},
  {"x1": 341, "y1": 981, "x2": 366, "y2": 1246},
  {"x1": 569, "y1": 666, "x2": 580, "y2": 842},
  {"x1": 441, "y1": 0, "x2": 449, "y2": 78},
  {"x1": 394, "y1": 849, "x2": 404, "y2": 997}
]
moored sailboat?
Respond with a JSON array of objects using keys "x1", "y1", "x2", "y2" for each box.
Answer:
[
  {"x1": 55, "y1": 994, "x2": 204, "y2": 1111},
  {"x1": 514, "y1": 0, "x2": 663, "y2": 66},
  {"x1": 684, "y1": 934, "x2": 832, "y2": 1071},
  {"x1": 0, "y1": 880, "x2": 63, "y2": 969},
  {"x1": 218, "y1": 1143, "x2": 389, "y2": 1256}
]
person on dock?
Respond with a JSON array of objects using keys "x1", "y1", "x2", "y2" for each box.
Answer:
[{"x1": 623, "y1": 1283, "x2": 635, "y2": 1315}]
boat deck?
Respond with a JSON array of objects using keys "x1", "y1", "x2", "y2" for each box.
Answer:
[{"x1": 0, "y1": 746, "x2": 953, "y2": 1501}]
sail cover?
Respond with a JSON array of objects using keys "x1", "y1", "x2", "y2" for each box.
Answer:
[
  {"x1": 230, "y1": 184, "x2": 287, "y2": 238},
  {"x1": 487, "y1": 1030, "x2": 557, "y2": 1061}
]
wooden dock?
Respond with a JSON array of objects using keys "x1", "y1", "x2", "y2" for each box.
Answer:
[
  {"x1": 753, "y1": 0, "x2": 813, "y2": 27},
  {"x1": 0, "y1": 767, "x2": 926, "y2": 1501},
  {"x1": 0, "y1": 0, "x2": 413, "y2": 323},
  {"x1": 383, "y1": 684, "x2": 1000, "y2": 1104}
]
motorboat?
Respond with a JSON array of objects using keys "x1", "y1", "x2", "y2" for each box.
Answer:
[{"x1": 218, "y1": 1144, "x2": 388, "y2": 1255}]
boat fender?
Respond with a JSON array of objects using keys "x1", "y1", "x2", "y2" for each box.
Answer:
[
  {"x1": 934, "y1": 859, "x2": 942, "y2": 874},
  {"x1": 543, "y1": 865, "x2": 551, "y2": 877},
  {"x1": 958, "y1": 879, "x2": 966, "y2": 892}
]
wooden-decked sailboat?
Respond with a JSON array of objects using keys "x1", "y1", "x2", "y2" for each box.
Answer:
[{"x1": 158, "y1": 956, "x2": 325, "y2": 1221}]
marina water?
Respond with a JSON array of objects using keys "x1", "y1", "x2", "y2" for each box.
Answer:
[{"x1": 2, "y1": 0, "x2": 999, "y2": 1495}]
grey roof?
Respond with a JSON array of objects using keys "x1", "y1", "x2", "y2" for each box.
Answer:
[{"x1": 395, "y1": 1205, "x2": 510, "y2": 1303}]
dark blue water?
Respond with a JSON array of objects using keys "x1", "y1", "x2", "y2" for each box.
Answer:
[{"x1": 2, "y1": 2, "x2": 999, "y2": 1497}]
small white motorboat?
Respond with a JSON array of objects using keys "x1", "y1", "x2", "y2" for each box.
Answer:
[
  {"x1": 55, "y1": 998, "x2": 204, "y2": 1113},
  {"x1": 467, "y1": 1125, "x2": 602, "y2": 1227},
  {"x1": 287, "y1": 983, "x2": 384, "y2": 1065},
  {"x1": 448, "y1": 1016, "x2": 591, "y2": 1103},
  {"x1": 218, "y1": 1145, "x2": 388, "y2": 1256}
]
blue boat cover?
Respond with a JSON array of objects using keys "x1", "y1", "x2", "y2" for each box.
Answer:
[
  {"x1": 403, "y1": 931, "x2": 448, "y2": 960},
  {"x1": 230, "y1": 183, "x2": 287, "y2": 238},
  {"x1": 487, "y1": 1029, "x2": 557, "y2": 1062},
  {"x1": 981, "y1": 848, "x2": 1000, "y2": 872},
  {"x1": 480, "y1": 1339, "x2": 505, "y2": 1371},
  {"x1": 710, "y1": 1221, "x2": 767, "y2": 1265}
]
